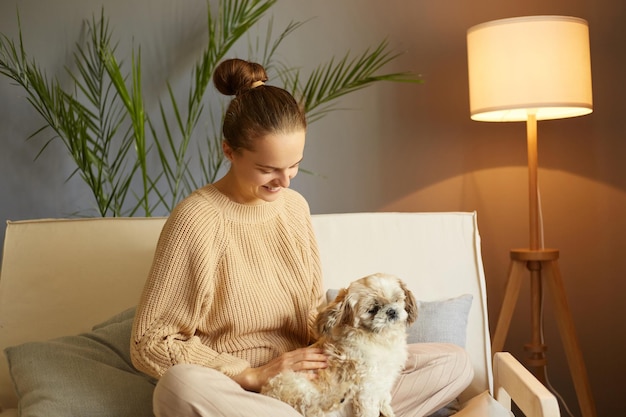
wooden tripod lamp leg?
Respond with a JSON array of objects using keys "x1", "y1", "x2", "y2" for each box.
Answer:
[
  {"x1": 543, "y1": 261, "x2": 597, "y2": 417},
  {"x1": 492, "y1": 259, "x2": 527, "y2": 353}
]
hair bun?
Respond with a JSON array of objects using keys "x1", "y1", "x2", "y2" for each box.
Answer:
[{"x1": 213, "y1": 58, "x2": 268, "y2": 96}]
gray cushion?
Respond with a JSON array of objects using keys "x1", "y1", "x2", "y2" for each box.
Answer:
[
  {"x1": 4, "y1": 307, "x2": 156, "y2": 417},
  {"x1": 408, "y1": 294, "x2": 473, "y2": 347},
  {"x1": 326, "y1": 290, "x2": 473, "y2": 347}
]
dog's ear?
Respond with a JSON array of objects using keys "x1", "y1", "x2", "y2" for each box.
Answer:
[
  {"x1": 316, "y1": 288, "x2": 356, "y2": 335},
  {"x1": 316, "y1": 288, "x2": 347, "y2": 336},
  {"x1": 400, "y1": 280, "x2": 418, "y2": 325},
  {"x1": 338, "y1": 292, "x2": 356, "y2": 328}
]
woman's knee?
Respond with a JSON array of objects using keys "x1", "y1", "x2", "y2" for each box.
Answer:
[
  {"x1": 405, "y1": 343, "x2": 474, "y2": 390},
  {"x1": 445, "y1": 344, "x2": 474, "y2": 387}
]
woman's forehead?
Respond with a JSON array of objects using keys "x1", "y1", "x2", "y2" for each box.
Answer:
[{"x1": 247, "y1": 131, "x2": 305, "y2": 166}]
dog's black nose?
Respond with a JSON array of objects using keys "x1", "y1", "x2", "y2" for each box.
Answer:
[{"x1": 387, "y1": 309, "x2": 398, "y2": 320}]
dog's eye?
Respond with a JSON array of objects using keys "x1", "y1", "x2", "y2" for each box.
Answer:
[{"x1": 368, "y1": 305, "x2": 381, "y2": 315}]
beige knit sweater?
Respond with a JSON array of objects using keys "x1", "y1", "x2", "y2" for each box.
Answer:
[{"x1": 130, "y1": 185, "x2": 323, "y2": 379}]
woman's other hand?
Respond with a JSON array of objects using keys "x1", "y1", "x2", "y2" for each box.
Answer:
[{"x1": 231, "y1": 347, "x2": 328, "y2": 392}]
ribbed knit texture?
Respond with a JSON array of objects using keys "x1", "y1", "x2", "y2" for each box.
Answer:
[{"x1": 131, "y1": 185, "x2": 323, "y2": 379}]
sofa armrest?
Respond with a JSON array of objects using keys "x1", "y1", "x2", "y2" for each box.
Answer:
[{"x1": 493, "y1": 352, "x2": 560, "y2": 417}]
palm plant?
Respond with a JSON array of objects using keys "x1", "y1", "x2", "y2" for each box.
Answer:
[{"x1": 0, "y1": 0, "x2": 421, "y2": 217}]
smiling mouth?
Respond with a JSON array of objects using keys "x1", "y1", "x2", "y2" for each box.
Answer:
[{"x1": 263, "y1": 185, "x2": 281, "y2": 192}]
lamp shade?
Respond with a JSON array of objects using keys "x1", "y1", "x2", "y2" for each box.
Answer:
[{"x1": 467, "y1": 15, "x2": 593, "y2": 122}]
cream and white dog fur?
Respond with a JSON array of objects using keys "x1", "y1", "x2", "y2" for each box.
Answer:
[{"x1": 261, "y1": 273, "x2": 418, "y2": 417}]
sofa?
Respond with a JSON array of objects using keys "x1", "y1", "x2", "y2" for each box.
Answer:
[{"x1": 0, "y1": 212, "x2": 559, "y2": 416}]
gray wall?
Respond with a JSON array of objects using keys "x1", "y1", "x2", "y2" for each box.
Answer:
[{"x1": 1, "y1": 0, "x2": 624, "y2": 415}]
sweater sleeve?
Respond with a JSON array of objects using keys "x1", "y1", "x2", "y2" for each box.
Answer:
[{"x1": 130, "y1": 197, "x2": 249, "y2": 378}]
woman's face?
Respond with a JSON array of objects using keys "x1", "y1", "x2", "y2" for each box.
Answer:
[{"x1": 224, "y1": 130, "x2": 305, "y2": 205}]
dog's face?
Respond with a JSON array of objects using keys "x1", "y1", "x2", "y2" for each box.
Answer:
[{"x1": 317, "y1": 273, "x2": 417, "y2": 336}]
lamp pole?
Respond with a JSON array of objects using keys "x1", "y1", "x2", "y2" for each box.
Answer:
[
  {"x1": 524, "y1": 112, "x2": 548, "y2": 383},
  {"x1": 527, "y1": 112, "x2": 539, "y2": 251}
]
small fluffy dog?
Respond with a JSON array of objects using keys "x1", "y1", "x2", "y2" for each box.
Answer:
[{"x1": 261, "y1": 273, "x2": 417, "y2": 417}]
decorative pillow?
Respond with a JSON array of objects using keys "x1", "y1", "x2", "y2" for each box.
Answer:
[
  {"x1": 325, "y1": 290, "x2": 473, "y2": 347},
  {"x1": 4, "y1": 307, "x2": 156, "y2": 417},
  {"x1": 408, "y1": 294, "x2": 473, "y2": 347}
]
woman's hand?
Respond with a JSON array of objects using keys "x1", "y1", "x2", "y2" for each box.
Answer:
[{"x1": 231, "y1": 347, "x2": 328, "y2": 392}]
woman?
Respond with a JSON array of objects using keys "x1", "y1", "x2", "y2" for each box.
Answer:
[{"x1": 131, "y1": 58, "x2": 473, "y2": 417}]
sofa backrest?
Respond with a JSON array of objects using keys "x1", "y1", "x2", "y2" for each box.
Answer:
[{"x1": 0, "y1": 212, "x2": 491, "y2": 410}]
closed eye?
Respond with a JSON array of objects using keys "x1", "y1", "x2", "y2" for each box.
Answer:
[
  {"x1": 256, "y1": 159, "x2": 302, "y2": 174},
  {"x1": 368, "y1": 305, "x2": 381, "y2": 315}
]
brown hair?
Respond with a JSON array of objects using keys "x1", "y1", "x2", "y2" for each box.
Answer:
[{"x1": 213, "y1": 58, "x2": 307, "y2": 152}]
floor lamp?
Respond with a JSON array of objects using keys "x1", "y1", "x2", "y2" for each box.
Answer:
[{"x1": 466, "y1": 16, "x2": 597, "y2": 417}]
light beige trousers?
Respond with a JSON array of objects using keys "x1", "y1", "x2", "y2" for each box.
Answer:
[{"x1": 153, "y1": 343, "x2": 474, "y2": 417}]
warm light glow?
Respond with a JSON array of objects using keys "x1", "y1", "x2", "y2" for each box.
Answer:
[{"x1": 467, "y1": 16, "x2": 593, "y2": 122}]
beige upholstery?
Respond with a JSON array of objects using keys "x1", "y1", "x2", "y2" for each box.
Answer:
[{"x1": 0, "y1": 212, "x2": 559, "y2": 416}]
